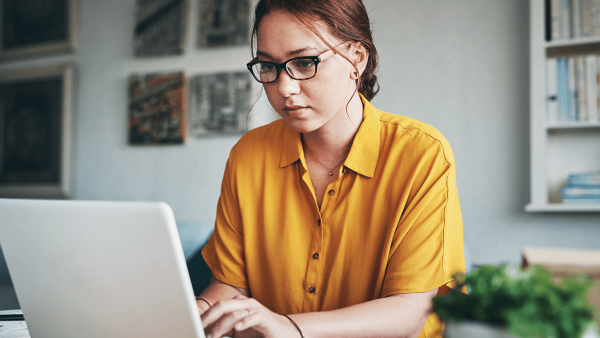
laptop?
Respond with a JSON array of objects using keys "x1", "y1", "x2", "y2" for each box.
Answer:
[{"x1": 0, "y1": 199, "x2": 205, "y2": 338}]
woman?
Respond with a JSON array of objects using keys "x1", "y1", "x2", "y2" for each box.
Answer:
[{"x1": 197, "y1": 1, "x2": 465, "y2": 337}]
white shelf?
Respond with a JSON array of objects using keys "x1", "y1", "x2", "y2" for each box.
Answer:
[
  {"x1": 545, "y1": 36, "x2": 600, "y2": 49},
  {"x1": 528, "y1": 0, "x2": 600, "y2": 213},
  {"x1": 546, "y1": 122, "x2": 600, "y2": 130},
  {"x1": 525, "y1": 203, "x2": 600, "y2": 212}
]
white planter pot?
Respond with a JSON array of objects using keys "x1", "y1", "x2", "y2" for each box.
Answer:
[{"x1": 444, "y1": 321, "x2": 516, "y2": 338}]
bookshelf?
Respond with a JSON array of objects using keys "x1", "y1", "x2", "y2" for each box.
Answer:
[{"x1": 527, "y1": 0, "x2": 600, "y2": 212}]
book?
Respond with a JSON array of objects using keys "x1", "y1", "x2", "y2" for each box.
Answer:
[
  {"x1": 553, "y1": 0, "x2": 562, "y2": 40},
  {"x1": 568, "y1": 56, "x2": 578, "y2": 119},
  {"x1": 563, "y1": 0, "x2": 572, "y2": 38},
  {"x1": 591, "y1": 0, "x2": 600, "y2": 36},
  {"x1": 573, "y1": 0, "x2": 582, "y2": 38},
  {"x1": 563, "y1": 198, "x2": 600, "y2": 203},
  {"x1": 562, "y1": 185, "x2": 600, "y2": 199},
  {"x1": 558, "y1": 58, "x2": 570, "y2": 120},
  {"x1": 0, "y1": 311, "x2": 24, "y2": 321},
  {"x1": 583, "y1": 0, "x2": 592, "y2": 36},
  {"x1": 597, "y1": 55, "x2": 600, "y2": 120},
  {"x1": 569, "y1": 172, "x2": 600, "y2": 184},
  {"x1": 547, "y1": 58, "x2": 559, "y2": 123},
  {"x1": 586, "y1": 55, "x2": 598, "y2": 120},
  {"x1": 576, "y1": 56, "x2": 588, "y2": 121}
]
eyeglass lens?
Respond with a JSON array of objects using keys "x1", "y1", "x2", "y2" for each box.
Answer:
[{"x1": 251, "y1": 58, "x2": 317, "y2": 83}]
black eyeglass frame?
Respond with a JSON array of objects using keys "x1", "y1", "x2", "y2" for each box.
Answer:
[
  {"x1": 246, "y1": 41, "x2": 347, "y2": 84},
  {"x1": 246, "y1": 55, "x2": 327, "y2": 83}
]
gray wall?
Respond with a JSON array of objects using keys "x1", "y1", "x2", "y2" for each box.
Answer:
[{"x1": 0, "y1": 0, "x2": 598, "y2": 273}]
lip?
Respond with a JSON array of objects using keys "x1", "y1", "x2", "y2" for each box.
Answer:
[
  {"x1": 282, "y1": 105, "x2": 308, "y2": 117},
  {"x1": 283, "y1": 105, "x2": 307, "y2": 111}
]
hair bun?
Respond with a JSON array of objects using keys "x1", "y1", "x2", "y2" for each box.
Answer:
[{"x1": 359, "y1": 70, "x2": 379, "y2": 101}]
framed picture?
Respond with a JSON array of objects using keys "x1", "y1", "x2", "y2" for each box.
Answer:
[
  {"x1": 189, "y1": 71, "x2": 252, "y2": 136},
  {"x1": 197, "y1": 0, "x2": 250, "y2": 48},
  {"x1": 134, "y1": 0, "x2": 189, "y2": 57},
  {"x1": 128, "y1": 72, "x2": 187, "y2": 144},
  {"x1": 0, "y1": 64, "x2": 75, "y2": 198},
  {"x1": 0, "y1": 0, "x2": 79, "y2": 59}
]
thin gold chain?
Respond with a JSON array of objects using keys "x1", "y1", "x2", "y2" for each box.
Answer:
[{"x1": 304, "y1": 146, "x2": 348, "y2": 176}]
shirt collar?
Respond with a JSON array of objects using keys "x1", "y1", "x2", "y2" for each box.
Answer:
[{"x1": 279, "y1": 94, "x2": 381, "y2": 178}]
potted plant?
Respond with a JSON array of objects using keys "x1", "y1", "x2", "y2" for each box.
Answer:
[{"x1": 433, "y1": 265, "x2": 597, "y2": 338}]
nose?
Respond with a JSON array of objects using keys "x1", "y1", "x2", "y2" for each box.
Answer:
[{"x1": 277, "y1": 68, "x2": 301, "y2": 97}]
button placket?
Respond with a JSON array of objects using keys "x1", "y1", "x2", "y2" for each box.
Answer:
[{"x1": 303, "y1": 212, "x2": 323, "y2": 312}]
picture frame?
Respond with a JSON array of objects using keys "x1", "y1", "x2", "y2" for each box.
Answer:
[
  {"x1": 0, "y1": 0, "x2": 79, "y2": 60},
  {"x1": 134, "y1": 0, "x2": 189, "y2": 57},
  {"x1": 189, "y1": 71, "x2": 252, "y2": 137},
  {"x1": 0, "y1": 64, "x2": 75, "y2": 198},
  {"x1": 197, "y1": 0, "x2": 250, "y2": 48},
  {"x1": 128, "y1": 71, "x2": 187, "y2": 144}
]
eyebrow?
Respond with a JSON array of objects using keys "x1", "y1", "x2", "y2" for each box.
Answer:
[{"x1": 256, "y1": 46, "x2": 319, "y2": 59}]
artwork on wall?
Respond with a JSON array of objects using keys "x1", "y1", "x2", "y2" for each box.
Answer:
[
  {"x1": 189, "y1": 71, "x2": 252, "y2": 136},
  {"x1": 197, "y1": 0, "x2": 250, "y2": 48},
  {"x1": 0, "y1": 0, "x2": 79, "y2": 59},
  {"x1": 0, "y1": 64, "x2": 75, "y2": 198},
  {"x1": 128, "y1": 72, "x2": 187, "y2": 144},
  {"x1": 134, "y1": 0, "x2": 188, "y2": 57}
]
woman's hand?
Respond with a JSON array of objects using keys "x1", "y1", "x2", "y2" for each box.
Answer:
[
  {"x1": 201, "y1": 295, "x2": 301, "y2": 338},
  {"x1": 196, "y1": 298, "x2": 211, "y2": 316}
]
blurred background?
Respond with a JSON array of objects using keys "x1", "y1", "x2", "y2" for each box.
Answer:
[{"x1": 0, "y1": 0, "x2": 598, "y2": 311}]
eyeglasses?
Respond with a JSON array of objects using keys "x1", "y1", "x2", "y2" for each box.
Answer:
[{"x1": 246, "y1": 42, "x2": 348, "y2": 83}]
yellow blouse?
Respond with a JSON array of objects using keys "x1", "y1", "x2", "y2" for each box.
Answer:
[{"x1": 202, "y1": 95, "x2": 465, "y2": 337}]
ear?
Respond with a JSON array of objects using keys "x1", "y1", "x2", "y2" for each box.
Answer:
[{"x1": 350, "y1": 42, "x2": 369, "y2": 79}]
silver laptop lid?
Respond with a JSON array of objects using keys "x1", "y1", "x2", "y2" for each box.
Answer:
[{"x1": 0, "y1": 199, "x2": 204, "y2": 338}]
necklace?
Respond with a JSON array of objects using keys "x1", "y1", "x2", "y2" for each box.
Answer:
[{"x1": 305, "y1": 146, "x2": 348, "y2": 176}]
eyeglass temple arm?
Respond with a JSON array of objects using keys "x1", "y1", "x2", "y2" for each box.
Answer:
[{"x1": 319, "y1": 49, "x2": 336, "y2": 62}]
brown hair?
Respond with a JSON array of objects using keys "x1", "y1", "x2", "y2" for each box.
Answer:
[{"x1": 250, "y1": 0, "x2": 379, "y2": 101}]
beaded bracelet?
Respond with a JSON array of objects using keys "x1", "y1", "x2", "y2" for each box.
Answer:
[
  {"x1": 195, "y1": 296, "x2": 212, "y2": 309},
  {"x1": 281, "y1": 314, "x2": 305, "y2": 338}
]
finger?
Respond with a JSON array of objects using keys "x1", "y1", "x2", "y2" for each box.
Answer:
[
  {"x1": 233, "y1": 311, "x2": 268, "y2": 333},
  {"x1": 205, "y1": 309, "x2": 252, "y2": 338},
  {"x1": 196, "y1": 300, "x2": 210, "y2": 316},
  {"x1": 201, "y1": 298, "x2": 255, "y2": 328}
]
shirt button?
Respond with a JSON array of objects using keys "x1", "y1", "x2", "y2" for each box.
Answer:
[
  {"x1": 328, "y1": 189, "x2": 335, "y2": 196},
  {"x1": 308, "y1": 286, "x2": 316, "y2": 293},
  {"x1": 313, "y1": 253, "x2": 319, "y2": 259},
  {"x1": 317, "y1": 219, "x2": 321, "y2": 226}
]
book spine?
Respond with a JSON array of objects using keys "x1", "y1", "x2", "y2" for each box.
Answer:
[
  {"x1": 553, "y1": 0, "x2": 563, "y2": 39},
  {"x1": 583, "y1": 0, "x2": 591, "y2": 36},
  {"x1": 563, "y1": 0, "x2": 572, "y2": 38},
  {"x1": 568, "y1": 56, "x2": 578, "y2": 119},
  {"x1": 588, "y1": 0, "x2": 596, "y2": 36},
  {"x1": 573, "y1": 0, "x2": 582, "y2": 37},
  {"x1": 569, "y1": 172, "x2": 600, "y2": 184},
  {"x1": 587, "y1": 54, "x2": 599, "y2": 121},
  {"x1": 563, "y1": 198, "x2": 600, "y2": 203},
  {"x1": 597, "y1": 55, "x2": 600, "y2": 121},
  {"x1": 547, "y1": 58, "x2": 559, "y2": 123},
  {"x1": 558, "y1": 58, "x2": 570, "y2": 121},
  {"x1": 595, "y1": 0, "x2": 600, "y2": 35},
  {"x1": 576, "y1": 56, "x2": 588, "y2": 121},
  {"x1": 562, "y1": 185, "x2": 600, "y2": 198}
]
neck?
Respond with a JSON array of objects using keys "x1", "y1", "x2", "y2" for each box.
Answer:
[{"x1": 302, "y1": 93, "x2": 364, "y2": 163}]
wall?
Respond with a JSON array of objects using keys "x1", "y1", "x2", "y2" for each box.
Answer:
[
  {"x1": 367, "y1": 0, "x2": 600, "y2": 264},
  {"x1": 0, "y1": 0, "x2": 598, "y2": 269}
]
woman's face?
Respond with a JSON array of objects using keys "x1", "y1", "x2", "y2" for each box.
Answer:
[{"x1": 256, "y1": 10, "x2": 358, "y2": 134}]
